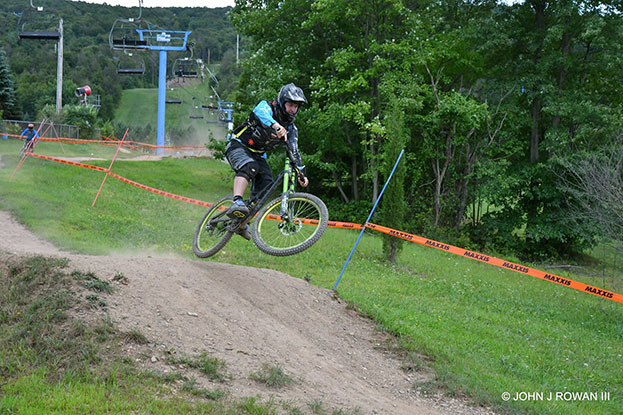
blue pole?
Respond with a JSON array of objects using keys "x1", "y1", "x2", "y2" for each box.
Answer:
[
  {"x1": 333, "y1": 149, "x2": 405, "y2": 290},
  {"x1": 156, "y1": 49, "x2": 168, "y2": 156}
]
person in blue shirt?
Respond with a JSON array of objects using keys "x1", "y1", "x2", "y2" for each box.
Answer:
[
  {"x1": 224, "y1": 83, "x2": 309, "y2": 239},
  {"x1": 19, "y1": 123, "x2": 39, "y2": 154}
]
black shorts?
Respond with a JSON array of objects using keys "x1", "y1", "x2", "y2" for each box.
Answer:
[{"x1": 225, "y1": 140, "x2": 273, "y2": 199}]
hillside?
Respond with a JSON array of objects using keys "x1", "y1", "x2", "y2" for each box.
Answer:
[
  {"x1": 0, "y1": 0, "x2": 237, "y2": 120},
  {"x1": 2, "y1": 139, "x2": 622, "y2": 415},
  {"x1": 113, "y1": 80, "x2": 229, "y2": 146},
  {"x1": 0, "y1": 209, "x2": 495, "y2": 415}
]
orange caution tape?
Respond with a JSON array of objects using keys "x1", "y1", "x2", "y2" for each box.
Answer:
[
  {"x1": 26, "y1": 153, "x2": 212, "y2": 208},
  {"x1": 107, "y1": 172, "x2": 212, "y2": 208},
  {"x1": 364, "y1": 222, "x2": 623, "y2": 304},
  {"x1": 19, "y1": 151, "x2": 622, "y2": 304},
  {"x1": 28, "y1": 153, "x2": 108, "y2": 172}
]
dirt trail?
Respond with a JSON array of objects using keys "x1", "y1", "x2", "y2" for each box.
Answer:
[{"x1": 0, "y1": 209, "x2": 495, "y2": 415}]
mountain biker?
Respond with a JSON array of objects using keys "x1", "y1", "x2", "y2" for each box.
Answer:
[
  {"x1": 19, "y1": 123, "x2": 39, "y2": 153},
  {"x1": 224, "y1": 83, "x2": 309, "y2": 239}
]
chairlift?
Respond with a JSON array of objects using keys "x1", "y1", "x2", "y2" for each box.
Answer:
[
  {"x1": 18, "y1": 1, "x2": 61, "y2": 40},
  {"x1": 113, "y1": 51, "x2": 145, "y2": 75},
  {"x1": 173, "y1": 58, "x2": 201, "y2": 78},
  {"x1": 188, "y1": 97, "x2": 204, "y2": 119},
  {"x1": 108, "y1": 0, "x2": 150, "y2": 50},
  {"x1": 218, "y1": 101, "x2": 234, "y2": 123},
  {"x1": 171, "y1": 44, "x2": 201, "y2": 79},
  {"x1": 201, "y1": 97, "x2": 217, "y2": 110}
]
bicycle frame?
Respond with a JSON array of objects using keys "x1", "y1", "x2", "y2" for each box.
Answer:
[
  {"x1": 207, "y1": 156, "x2": 297, "y2": 232},
  {"x1": 242, "y1": 157, "x2": 295, "y2": 224}
]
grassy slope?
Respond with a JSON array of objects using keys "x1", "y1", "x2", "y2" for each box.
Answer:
[
  {"x1": 0, "y1": 255, "x2": 298, "y2": 414},
  {"x1": 113, "y1": 81, "x2": 228, "y2": 145},
  {"x1": 1, "y1": 138, "x2": 622, "y2": 415}
]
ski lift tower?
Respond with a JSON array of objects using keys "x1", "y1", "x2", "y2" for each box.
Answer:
[
  {"x1": 136, "y1": 29, "x2": 191, "y2": 155},
  {"x1": 18, "y1": 1, "x2": 63, "y2": 114}
]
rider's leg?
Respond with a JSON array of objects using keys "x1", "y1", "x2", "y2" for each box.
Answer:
[
  {"x1": 249, "y1": 159, "x2": 273, "y2": 200},
  {"x1": 233, "y1": 176, "x2": 249, "y2": 201},
  {"x1": 227, "y1": 163, "x2": 259, "y2": 218}
]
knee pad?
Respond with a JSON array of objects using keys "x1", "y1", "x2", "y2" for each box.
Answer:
[{"x1": 236, "y1": 161, "x2": 260, "y2": 181}]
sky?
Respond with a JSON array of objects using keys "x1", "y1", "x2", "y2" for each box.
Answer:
[{"x1": 71, "y1": 0, "x2": 235, "y2": 8}]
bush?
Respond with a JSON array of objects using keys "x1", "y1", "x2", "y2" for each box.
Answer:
[{"x1": 324, "y1": 198, "x2": 372, "y2": 224}]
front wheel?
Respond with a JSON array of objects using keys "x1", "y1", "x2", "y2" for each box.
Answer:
[
  {"x1": 252, "y1": 192, "x2": 328, "y2": 256},
  {"x1": 193, "y1": 196, "x2": 235, "y2": 258}
]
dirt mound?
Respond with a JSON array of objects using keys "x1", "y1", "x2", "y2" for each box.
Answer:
[{"x1": 0, "y1": 209, "x2": 495, "y2": 415}]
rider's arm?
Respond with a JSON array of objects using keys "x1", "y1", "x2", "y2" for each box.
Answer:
[
  {"x1": 253, "y1": 100, "x2": 288, "y2": 139},
  {"x1": 19, "y1": 129, "x2": 27, "y2": 139},
  {"x1": 252, "y1": 100, "x2": 277, "y2": 127},
  {"x1": 286, "y1": 124, "x2": 306, "y2": 174}
]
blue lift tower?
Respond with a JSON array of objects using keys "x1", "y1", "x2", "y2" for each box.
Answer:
[
  {"x1": 137, "y1": 29, "x2": 191, "y2": 155},
  {"x1": 108, "y1": 1, "x2": 191, "y2": 154}
]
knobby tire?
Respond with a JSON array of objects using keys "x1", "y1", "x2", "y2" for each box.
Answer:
[
  {"x1": 252, "y1": 192, "x2": 328, "y2": 256},
  {"x1": 193, "y1": 196, "x2": 235, "y2": 258}
]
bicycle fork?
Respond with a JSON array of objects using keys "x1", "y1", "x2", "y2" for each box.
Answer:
[{"x1": 280, "y1": 159, "x2": 294, "y2": 220}]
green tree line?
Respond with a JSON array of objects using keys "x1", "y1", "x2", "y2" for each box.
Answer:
[
  {"x1": 0, "y1": 0, "x2": 237, "y2": 121},
  {"x1": 229, "y1": 0, "x2": 623, "y2": 260}
]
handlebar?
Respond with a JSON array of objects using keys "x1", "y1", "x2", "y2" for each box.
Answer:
[{"x1": 268, "y1": 127, "x2": 306, "y2": 181}]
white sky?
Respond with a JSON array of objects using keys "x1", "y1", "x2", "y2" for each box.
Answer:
[{"x1": 70, "y1": 0, "x2": 235, "y2": 8}]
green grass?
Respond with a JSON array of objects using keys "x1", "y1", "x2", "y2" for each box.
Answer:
[
  {"x1": 1, "y1": 138, "x2": 623, "y2": 415},
  {"x1": 167, "y1": 353, "x2": 229, "y2": 382},
  {"x1": 114, "y1": 83, "x2": 228, "y2": 145},
  {"x1": 250, "y1": 363, "x2": 296, "y2": 389},
  {"x1": 0, "y1": 255, "x2": 343, "y2": 415}
]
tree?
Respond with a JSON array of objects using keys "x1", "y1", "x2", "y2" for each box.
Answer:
[
  {"x1": 479, "y1": 0, "x2": 623, "y2": 258},
  {"x1": 558, "y1": 139, "x2": 623, "y2": 246},
  {"x1": 231, "y1": 0, "x2": 419, "y2": 204},
  {"x1": 378, "y1": 96, "x2": 408, "y2": 262},
  {"x1": 0, "y1": 47, "x2": 20, "y2": 120},
  {"x1": 62, "y1": 104, "x2": 98, "y2": 138},
  {"x1": 230, "y1": 0, "x2": 623, "y2": 260}
]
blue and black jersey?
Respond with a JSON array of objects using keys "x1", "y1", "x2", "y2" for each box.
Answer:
[
  {"x1": 230, "y1": 100, "x2": 304, "y2": 171},
  {"x1": 20, "y1": 128, "x2": 39, "y2": 141}
]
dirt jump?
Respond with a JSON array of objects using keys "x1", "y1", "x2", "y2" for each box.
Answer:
[{"x1": 0, "y1": 209, "x2": 495, "y2": 415}]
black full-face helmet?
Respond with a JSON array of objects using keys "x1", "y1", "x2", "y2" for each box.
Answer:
[{"x1": 276, "y1": 83, "x2": 307, "y2": 124}]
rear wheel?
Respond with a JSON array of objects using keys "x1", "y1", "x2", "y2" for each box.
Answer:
[
  {"x1": 193, "y1": 196, "x2": 235, "y2": 258},
  {"x1": 252, "y1": 192, "x2": 328, "y2": 256}
]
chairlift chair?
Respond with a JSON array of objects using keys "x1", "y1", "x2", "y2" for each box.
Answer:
[
  {"x1": 18, "y1": 1, "x2": 61, "y2": 40},
  {"x1": 109, "y1": 19, "x2": 149, "y2": 50},
  {"x1": 108, "y1": 0, "x2": 150, "y2": 50},
  {"x1": 113, "y1": 51, "x2": 145, "y2": 75},
  {"x1": 172, "y1": 43, "x2": 200, "y2": 79},
  {"x1": 188, "y1": 97, "x2": 204, "y2": 119},
  {"x1": 173, "y1": 58, "x2": 200, "y2": 78}
]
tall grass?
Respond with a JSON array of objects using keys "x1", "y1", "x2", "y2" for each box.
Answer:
[{"x1": 1, "y1": 139, "x2": 622, "y2": 415}]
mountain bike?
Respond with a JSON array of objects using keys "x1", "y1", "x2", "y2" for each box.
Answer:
[
  {"x1": 193, "y1": 143, "x2": 329, "y2": 258},
  {"x1": 19, "y1": 139, "x2": 35, "y2": 157}
]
